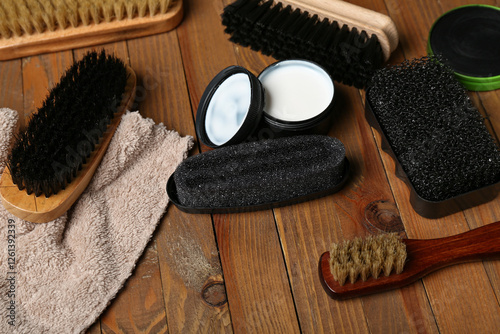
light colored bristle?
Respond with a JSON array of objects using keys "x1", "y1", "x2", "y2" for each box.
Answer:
[
  {"x1": 53, "y1": 0, "x2": 68, "y2": 29},
  {"x1": 0, "y1": 0, "x2": 175, "y2": 39},
  {"x1": 137, "y1": 0, "x2": 148, "y2": 18},
  {"x1": 125, "y1": 1, "x2": 136, "y2": 20},
  {"x1": 0, "y1": 5, "x2": 12, "y2": 38},
  {"x1": 0, "y1": 3, "x2": 22, "y2": 37},
  {"x1": 148, "y1": 0, "x2": 158, "y2": 16},
  {"x1": 38, "y1": 1, "x2": 56, "y2": 31},
  {"x1": 27, "y1": 2, "x2": 46, "y2": 34},
  {"x1": 78, "y1": 1, "x2": 91, "y2": 26},
  {"x1": 89, "y1": 1, "x2": 101, "y2": 25},
  {"x1": 329, "y1": 233, "x2": 407, "y2": 286},
  {"x1": 160, "y1": 0, "x2": 171, "y2": 14},
  {"x1": 16, "y1": 2, "x2": 35, "y2": 35},
  {"x1": 100, "y1": 2, "x2": 112, "y2": 23},
  {"x1": 113, "y1": 2, "x2": 125, "y2": 21},
  {"x1": 68, "y1": 1, "x2": 80, "y2": 27}
]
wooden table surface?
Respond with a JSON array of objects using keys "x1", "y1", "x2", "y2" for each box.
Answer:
[{"x1": 1, "y1": 0, "x2": 499, "y2": 332}]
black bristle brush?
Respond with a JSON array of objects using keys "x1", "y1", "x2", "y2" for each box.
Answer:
[
  {"x1": 365, "y1": 55, "x2": 500, "y2": 218},
  {"x1": 0, "y1": 50, "x2": 137, "y2": 223},
  {"x1": 221, "y1": 0, "x2": 399, "y2": 88}
]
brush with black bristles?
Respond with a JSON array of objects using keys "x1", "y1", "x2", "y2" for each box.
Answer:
[
  {"x1": 221, "y1": 0, "x2": 399, "y2": 88},
  {"x1": 0, "y1": 50, "x2": 136, "y2": 223},
  {"x1": 319, "y1": 221, "x2": 500, "y2": 300}
]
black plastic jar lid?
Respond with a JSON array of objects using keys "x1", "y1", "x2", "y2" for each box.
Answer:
[
  {"x1": 196, "y1": 66, "x2": 264, "y2": 148},
  {"x1": 428, "y1": 5, "x2": 500, "y2": 91}
]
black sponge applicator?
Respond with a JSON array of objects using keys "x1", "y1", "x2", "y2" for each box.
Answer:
[
  {"x1": 365, "y1": 56, "x2": 500, "y2": 218},
  {"x1": 167, "y1": 135, "x2": 349, "y2": 213}
]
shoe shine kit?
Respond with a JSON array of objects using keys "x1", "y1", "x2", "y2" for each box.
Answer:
[{"x1": 2, "y1": 0, "x2": 498, "y2": 309}]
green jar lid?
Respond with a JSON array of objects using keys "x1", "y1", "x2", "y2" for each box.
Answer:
[{"x1": 428, "y1": 5, "x2": 500, "y2": 91}]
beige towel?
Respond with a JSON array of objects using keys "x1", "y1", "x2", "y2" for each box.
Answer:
[{"x1": 0, "y1": 108, "x2": 193, "y2": 334}]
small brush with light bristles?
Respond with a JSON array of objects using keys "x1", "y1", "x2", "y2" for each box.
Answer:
[{"x1": 319, "y1": 221, "x2": 500, "y2": 300}]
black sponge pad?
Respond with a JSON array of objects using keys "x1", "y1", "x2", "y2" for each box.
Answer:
[
  {"x1": 367, "y1": 56, "x2": 500, "y2": 202},
  {"x1": 169, "y1": 135, "x2": 348, "y2": 212}
]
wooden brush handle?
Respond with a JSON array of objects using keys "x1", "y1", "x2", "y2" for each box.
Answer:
[
  {"x1": 281, "y1": 0, "x2": 399, "y2": 61},
  {"x1": 319, "y1": 221, "x2": 500, "y2": 300}
]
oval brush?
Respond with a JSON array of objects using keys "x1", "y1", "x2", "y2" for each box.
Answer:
[
  {"x1": 0, "y1": 0, "x2": 183, "y2": 61},
  {"x1": 319, "y1": 221, "x2": 500, "y2": 300},
  {"x1": 0, "y1": 50, "x2": 136, "y2": 223}
]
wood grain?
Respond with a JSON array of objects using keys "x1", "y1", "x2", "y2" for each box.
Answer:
[
  {"x1": 226, "y1": 0, "x2": 436, "y2": 325},
  {"x1": 100, "y1": 244, "x2": 169, "y2": 333},
  {"x1": 272, "y1": 81, "x2": 438, "y2": 333},
  {"x1": 126, "y1": 27, "x2": 233, "y2": 332},
  {"x1": 0, "y1": 0, "x2": 498, "y2": 333},
  {"x1": 376, "y1": 0, "x2": 500, "y2": 332},
  {"x1": 282, "y1": 0, "x2": 399, "y2": 60},
  {"x1": 157, "y1": 207, "x2": 232, "y2": 333},
  {"x1": 78, "y1": 42, "x2": 171, "y2": 333},
  {"x1": 179, "y1": 0, "x2": 301, "y2": 331},
  {"x1": 0, "y1": 59, "x2": 23, "y2": 127},
  {"x1": 214, "y1": 212, "x2": 301, "y2": 333}
]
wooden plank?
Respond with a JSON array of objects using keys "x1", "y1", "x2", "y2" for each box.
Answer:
[
  {"x1": 100, "y1": 244, "x2": 168, "y2": 333},
  {"x1": 126, "y1": 30, "x2": 233, "y2": 332},
  {"x1": 273, "y1": 81, "x2": 438, "y2": 333},
  {"x1": 378, "y1": 0, "x2": 500, "y2": 332},
  {"x1": 157, "y1": 207, "x2": 232, "y2": 333},
  {"x1": 176, "y1": 0, "x2": 302, "y2": 331},
  {"x1": 85, "y1": 321, "x2": 102, "y2": 334},
  {"x1": 214, "y1": 212, "x2": 300, "y2": 333},
  {"x1": 22, "y1": 52, "x2": 74, "y2": 124},
  {"x1": 0, "y1": 59, "x2": 23, "y2": 128},
  {"x1": 220, "y1": 0, "x2": 438, "y2": 330},
  {"x1": 73, "y1": 42, "x2": 169, "y2": 333}
]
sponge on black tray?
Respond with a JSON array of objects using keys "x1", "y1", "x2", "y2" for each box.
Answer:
[
  {"x1": 366, "y1": 56, "x2": 500, "y2": 217},
  {"x1": 167, "y1": 135, "x2": 349, "y2": 213}
]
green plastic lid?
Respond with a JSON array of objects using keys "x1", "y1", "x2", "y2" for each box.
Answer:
[{"x1": 428, "y1": 5, "x2": 500, "y2": 91}]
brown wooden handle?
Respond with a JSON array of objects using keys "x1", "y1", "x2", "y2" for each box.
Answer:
[{"x1": 319, "y1": 221, "x2": 500, "y2": 300}]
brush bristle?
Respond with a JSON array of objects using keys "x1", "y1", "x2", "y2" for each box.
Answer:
[
  {"x1": 329, "y1": 233, "x2": 407, "y2": 286},
  {"x1": 7, "y1": 50, "x2": 127, "y2": 197},
  {"x1": 221, "y1": 0, "x2": 383, "y2": 88},
  {"x1": 0, "y1": 0, "x2": 173, "y2": 38},
  {"x1": 368, "y1": 56, "x2": 500, "y2": 202}
]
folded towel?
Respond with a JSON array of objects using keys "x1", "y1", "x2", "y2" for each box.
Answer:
[{"x1": 0, "y1": 109, "x2": 193, "y2": 334}]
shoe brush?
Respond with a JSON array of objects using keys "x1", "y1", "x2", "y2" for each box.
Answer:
[{"x1": 319, "y1": 221, "x2": 500, "y2": 300}]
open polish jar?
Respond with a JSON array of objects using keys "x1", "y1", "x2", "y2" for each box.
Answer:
[{"x1": 196, "y1": 59, "x2": 336, "y2": 148}]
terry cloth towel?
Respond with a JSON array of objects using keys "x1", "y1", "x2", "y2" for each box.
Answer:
[{"x1": 0, "y1": 108, "x2": 193, "y2": 334}]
